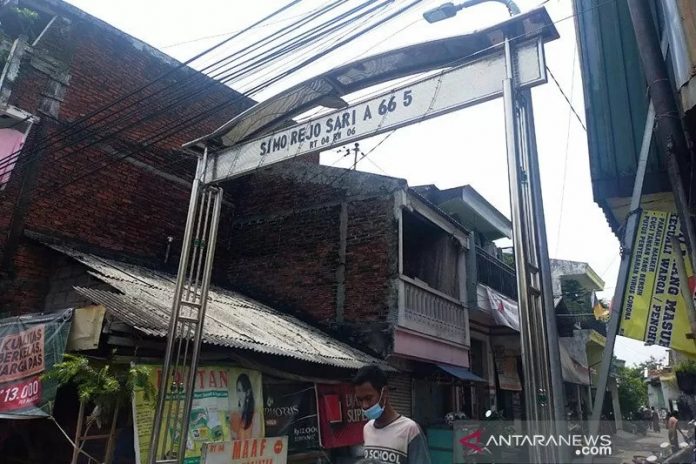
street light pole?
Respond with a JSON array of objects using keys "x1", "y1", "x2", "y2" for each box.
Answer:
[{"x1": 425, "y1": 2, "x2": 566, "y2": 461}]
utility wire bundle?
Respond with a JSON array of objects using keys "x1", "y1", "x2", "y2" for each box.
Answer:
[{"x1": 0, "y1": 0, "x2": 425, "y2": 204}]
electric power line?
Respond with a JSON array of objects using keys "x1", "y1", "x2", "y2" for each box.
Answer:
[
  {"x1": 546, "y1": 65, "x2": 587, "y2": 132},
  {"x1": 13, "y1": 0, "x2": 618, "y2": 214},
  {"x1": 554, "y1": 40, "x2": 577, "y2": 256},
  {"x1": 0, "y1": 0, "x2": 356, "y2": 175},
  {"x1": 159, "y1": 6, "x2": 330, "y2": 50},
  {"x1": 17, "y1": 1, "x2": 414, "y2": 208},
  {"x1": 0, "y1": 0, "x2": 390, "y2": 194},
  {"x1": 0, "y1": 0, "x2": 306, "y2": 175}
]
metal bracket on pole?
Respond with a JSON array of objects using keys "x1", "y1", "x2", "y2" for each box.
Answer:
[{"x1": 149, "y1": 148, "x2": 224, "y2": 464}]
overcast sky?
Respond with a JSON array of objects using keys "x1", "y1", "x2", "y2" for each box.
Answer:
[{"x1": 63, "y1": 0, "x2": 668, "y2": 366}]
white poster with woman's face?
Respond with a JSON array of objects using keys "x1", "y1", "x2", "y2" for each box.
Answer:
[{"x1": 229, "y1": 368, "x2": 264, "y2": 440}]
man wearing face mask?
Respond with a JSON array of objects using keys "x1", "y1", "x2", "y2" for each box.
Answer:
[{"x1": 352, "y1": 365, "x2": 432, "y2": 464}]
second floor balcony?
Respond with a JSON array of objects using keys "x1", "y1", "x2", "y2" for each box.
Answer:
[
  {"x1": 476, "y1": 246, "x2": 517, "y2": 300},
  {"x1": 397, "y1": 275, "x2": 468, "y2": 345}
]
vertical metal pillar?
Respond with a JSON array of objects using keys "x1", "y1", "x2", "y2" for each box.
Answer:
[
  {"x1": 503, "y1": 36, "x2": 563, "y2": 462},
  {"x1": 149, "y1": 148, "x2": 224, "y2": 464},
  {"x1": 519, "y1": 82, "x2": 566, "y2": 434}
]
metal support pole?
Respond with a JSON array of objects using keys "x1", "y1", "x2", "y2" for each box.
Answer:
[
  {"x1": 586, "y1": 97, "x2": 656, "y2": 460},
  {"x1": 150, "y1": 158, "x2": 204, "y2": 461},
  {"x1": 176, "y1": 187, "x2": 222, "y2": 460},
  {"x1": 70, "y1": 400, "x2": 86, "y2": 464},
  {"x1": 519, "y1": 86, "x2": 567, "y2": 434},
  {"x1": 149, "y1": 148, "x2": 224, "y2": 464},
  {"x1": 503, "y1": 36, "x2": 561, "y2": 462},
  {"x1": 503, "y1": 37, "x2": 538, "y2": 431}
]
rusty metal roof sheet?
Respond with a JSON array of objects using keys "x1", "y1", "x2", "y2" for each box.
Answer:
[{"x1": 48, "y1": 244, "x2": 380, "y2": 369}]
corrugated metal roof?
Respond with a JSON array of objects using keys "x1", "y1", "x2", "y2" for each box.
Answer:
[
  {"x1": 573, "y1": 0, "x2": 669, "y2": 231},
  {"x1": 47, "y1": 244, "x2": 381, "y2": 369}
]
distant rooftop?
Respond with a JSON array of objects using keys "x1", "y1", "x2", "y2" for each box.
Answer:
[{"x1": 412, "y1": 185, "x2": 511, "y2": 241}]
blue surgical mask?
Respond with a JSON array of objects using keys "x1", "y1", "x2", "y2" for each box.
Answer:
[{"x1": 363, "y1": 389, "x2": 385, "y2": 421}]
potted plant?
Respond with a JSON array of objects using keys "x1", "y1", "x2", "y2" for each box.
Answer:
[
  {"x1": 43, "y1": 355, "x2": 155, "y2": 464},
  {"x1": 675, "y1": 359, "x2": 696, "y2": 394}
]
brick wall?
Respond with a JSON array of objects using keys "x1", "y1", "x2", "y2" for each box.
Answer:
[
  {"x1": 344, "y1": 197, "x2": 399, "y2": 321},
  {"x1": 0, "y1": 2, "x2": 261, "y2": 314},
  {"x1": 223, "y1": 165, "x2": 401, "y2": 328},
  {"x1": 1, "y1": 240, "x2": 56, "y2": 315},
  {"x1": 43, "y1": 257, "x2": 110, "y2": 312}
]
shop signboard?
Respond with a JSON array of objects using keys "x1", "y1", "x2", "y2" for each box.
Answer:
[
  {"x1": 201, "y1": 436, "x2": 288, "y2": 464},
  {"x1": 204, "y1": 40, "x2": 546, "y2": 183},
  {"x1": 0, "y1": 308, "x2": 72, "y2": 418},
  {"x1": 315, "y1": 383, "x2": 366, "y2": 448},
  {"x1": 133, "y1": 365, "x2": 264, "y2": 464},
  {"x1": 264, "y1": 383, "x2": 319, "y2": 452}
]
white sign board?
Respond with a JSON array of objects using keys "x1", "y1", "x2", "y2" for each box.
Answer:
[
  {"x1": 204, "y1": 39, "x2": 545, "y2": 184},
  {"x1": 201, "y1": 436, "x2": 288, "y2": 464}
]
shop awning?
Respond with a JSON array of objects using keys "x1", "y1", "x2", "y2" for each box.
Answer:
[
  {"x1": 438, "y1": 363, "x2": 486, "y2": 383},
  {"x1": 44, "y1": 242, "x2": 384, "y2": 370}
]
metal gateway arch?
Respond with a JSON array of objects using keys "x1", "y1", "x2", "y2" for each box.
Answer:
[{"x1": 150, "y1": 6, "x2": 563, "y2": 463}]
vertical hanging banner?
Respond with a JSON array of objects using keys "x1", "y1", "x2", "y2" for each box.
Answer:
[
  {"x1": 133, "y1": 366, "x2": 264, "y2": 464},
  {"x1": 0, "y1": 309, "x2": 72, "y2": 418},
  {"x1": 315, "y1": 383, "x2": 366, "y2": 448},
  {"x1": 263, "y1": 383, "x2": 319, "y2": 452},
  {"x1": 620, "y1": 210, "x2": 696, "y2": 355},
  {"x1": 486, "y1": 286, "x2": 520, "y2": 331}
]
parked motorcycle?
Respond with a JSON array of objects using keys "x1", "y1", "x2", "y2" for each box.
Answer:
[{"x1": 474, "y1": 409, "x2": 516, "y2": 463}]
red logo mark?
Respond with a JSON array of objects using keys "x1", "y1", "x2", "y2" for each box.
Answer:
[{"x1": 459, "y1": 429, "x2": 483, "y2": 453}]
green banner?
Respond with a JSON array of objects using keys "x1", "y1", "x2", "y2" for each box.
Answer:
[{"x1": 133, "y1": 365, "x2": 264, "y2": 464}]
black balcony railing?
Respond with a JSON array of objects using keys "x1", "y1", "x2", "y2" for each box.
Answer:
[{"x1": 476, "y1": 247, "x2": 517, "y2": 300}]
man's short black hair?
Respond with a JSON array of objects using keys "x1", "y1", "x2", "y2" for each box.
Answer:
[{"x1": 352, "y1": 364, "x2": 388, "y2": 391}]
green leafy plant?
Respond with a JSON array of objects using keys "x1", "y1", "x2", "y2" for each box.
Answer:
[
  {"x1": 10, "y1": 7, "x2": 38, "y2": 24},
  {"x1": 675, "y1": 359, "x2": 696, "y2": 375},
  {"x1": 0, "y1": 6, "x2": 40, "y2": 43},
  {"x1": 43, "y1": 354, "x2": 155, "y2": 416},
  {"x1": 617, "y1": 365, "x2": 648, "y2": 419}
]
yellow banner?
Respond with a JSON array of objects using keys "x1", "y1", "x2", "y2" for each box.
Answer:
[
  {"x1": 133, "y1": 365, "x2": 264, "y2": 464},
  {"x1": 620, "y1": 210, "x2": 696, "y2": 355}
]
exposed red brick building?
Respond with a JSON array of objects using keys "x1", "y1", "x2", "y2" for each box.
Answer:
[
  {"x1": 0, "y1": 2, "x2": 533, "y2": 460},
  {"x1": 0, "y1": 0, "x2": 255, "y2": 315}
]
